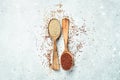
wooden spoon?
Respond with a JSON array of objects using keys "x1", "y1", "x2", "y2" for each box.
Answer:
[
  {"x1": 61, "y1": 18, "x2": 74, "y2": 70},
  {"x1": 48, "y1": 18, "x2": 60, "y2": 70}
]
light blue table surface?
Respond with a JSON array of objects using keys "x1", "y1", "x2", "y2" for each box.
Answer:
[{"x1": 0, "y1": 0, "x2": 120, "y2": 80}]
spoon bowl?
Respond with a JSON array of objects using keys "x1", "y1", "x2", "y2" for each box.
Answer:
[
  {"x1": 61, "y1": 51, "x2": 74, "y2": 70},
  {"x1": 48, "y1": 18, "x2": 61, "y2": 39}
]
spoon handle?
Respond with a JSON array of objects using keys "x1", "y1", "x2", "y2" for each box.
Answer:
[
  {"x1": 62, "y1": 18, "x2": 69, "y2": 51},
  {"x1": 52, "y1": 40, "x2": 60, "y2": 70}
]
